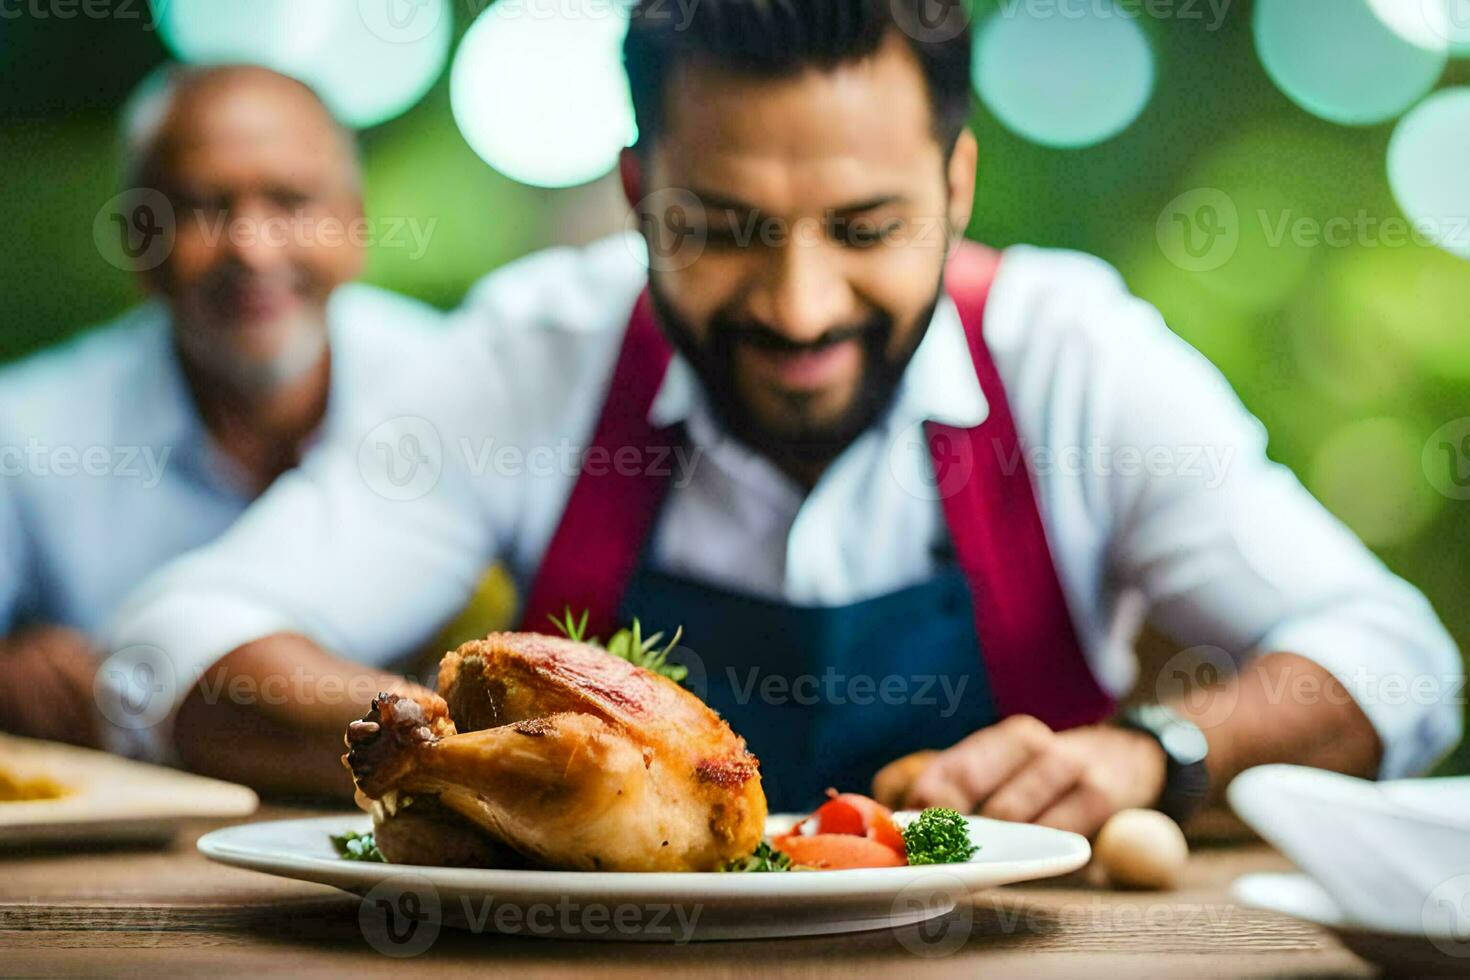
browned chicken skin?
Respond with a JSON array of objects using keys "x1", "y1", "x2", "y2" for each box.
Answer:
[{"x1": 345, "y1": 632, "x2": 767, "y2": 872}]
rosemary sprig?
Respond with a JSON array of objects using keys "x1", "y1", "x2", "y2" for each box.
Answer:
[
  {"x1": 548, "y1": 607, "x2": 690, "y2": 685},
  {"x1": 549, "y1": 607, "x2": 591, "y2": 644}
]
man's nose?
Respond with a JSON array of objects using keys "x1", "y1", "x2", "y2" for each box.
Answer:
[
  {"x1": 220, "y1": 198, "x2": 292, "y2": 271},
  {"x1": 744, "y1": 234, "x2": 855, "y2": 344}
]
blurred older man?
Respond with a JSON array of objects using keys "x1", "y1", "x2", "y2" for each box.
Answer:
[{"x1": 0, "y1": 65, "x2": 442, "y2": 748}]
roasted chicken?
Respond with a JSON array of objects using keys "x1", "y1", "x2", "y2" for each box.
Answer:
[{"x1": 344, "y1": 632, "x2": 767, "y2": 872}]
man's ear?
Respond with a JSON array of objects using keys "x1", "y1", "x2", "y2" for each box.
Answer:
[
  {"x1": 619, "y1": 147, "x2": 643, "y2": 211},
  {"x1": 945, "y1": 129, "x2": 978, "y2": 245}
]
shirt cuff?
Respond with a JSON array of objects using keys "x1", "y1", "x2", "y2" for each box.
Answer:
[
  {"x1": 97, "y1": 592, "x2": 301, "y2": 764},
  {"x1": 1258, "y1": 614, "x2": 1465, "y2": 780}
]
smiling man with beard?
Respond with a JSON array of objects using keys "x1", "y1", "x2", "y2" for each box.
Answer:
[
  {"x1": 0, "y1": 65, "x2": 443, "y2": 749},
  {"x1": 111, "y1": 2, "x2": 1459, "y2": 830}
]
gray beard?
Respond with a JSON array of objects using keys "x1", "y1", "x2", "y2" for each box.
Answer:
[{"x1": 174, "y1": 310, "x2": 330, "y2": 395}]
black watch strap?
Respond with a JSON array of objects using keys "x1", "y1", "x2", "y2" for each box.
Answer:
[{"x1": 1116, "y1": 704, "x2": 1211, "y2": 824}]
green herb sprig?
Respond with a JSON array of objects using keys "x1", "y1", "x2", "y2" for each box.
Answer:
[
  {"x1": 548, "y1": 607, "x2": 689, "y2": 685},
  {"x1": 331, "y1": 830, "x2": 386, "y2": 863},
  {"x1": 901, "y1": 807, "x2": 978, "y2": 865},
  {"x1": 721, "y1": 841, "x2": 795, "y2": 872}
]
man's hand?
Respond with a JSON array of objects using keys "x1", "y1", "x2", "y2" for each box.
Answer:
[
  {"x1": 0, "y1": 626, "x2": 102, "y2": 748},
  {"x1": 874, "y1": 714, "x2": 1167, "y2": 837}
]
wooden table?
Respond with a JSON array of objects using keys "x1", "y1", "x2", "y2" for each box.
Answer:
[{"x1": 0, "y1": 808, "x2": 1374, "y2": 978}]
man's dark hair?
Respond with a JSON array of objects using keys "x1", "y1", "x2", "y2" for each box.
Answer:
[{"x1": 624, "y1": 0, "x2": 973, "y2": 155}]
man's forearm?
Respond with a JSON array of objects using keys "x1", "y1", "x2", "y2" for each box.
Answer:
[
  {"x1": 1170, "y1": 651, "x2": 1383, "y2": 801},
  {"x1": 173, "y1": 632, "x2": 432, "y2": 799}
]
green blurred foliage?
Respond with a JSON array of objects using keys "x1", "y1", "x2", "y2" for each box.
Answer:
[{"x1": 0, "y1": 1, "x2": 1465, "y2": 772}]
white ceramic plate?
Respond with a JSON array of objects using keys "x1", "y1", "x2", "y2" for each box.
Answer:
[
  {"x1": 198, "y1": 813, "x2": 1090, "y2": 942},
  {"x1": 1233, "y1": 872, "x2": 1470, "y2": 975},
  {"x1": 0, "y1": 734, "x2": 258, "y2": 848}
]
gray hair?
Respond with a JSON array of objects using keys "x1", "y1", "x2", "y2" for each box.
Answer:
[{"x1": 119, "y1": 63, "x2": 362, "y2": 191}]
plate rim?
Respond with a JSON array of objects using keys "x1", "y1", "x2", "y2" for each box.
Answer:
[{"x1": 198, "y1": 812, "x2": 1091, "y2": 899}]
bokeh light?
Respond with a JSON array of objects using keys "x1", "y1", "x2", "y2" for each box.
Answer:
[
  {"x1": 450, "y1": 0, "x2": 637, "y2": 189},
  {"x1": 151, "y1": 0, "x2": 451, "y2": 128},
  {"x1": 1308, "y1": 417, "x2": 1443, "y2": 548},
  {"x1": 310, "y1": 1, "x2": 453, "y2": 129},
  {"x1": 1388, "y1": 88, "x2": 1470, "y2": 261},
  {"x1": 1254, "y1": 0, "x2": 1447, "y2": 125},
  {"x1": 152, "y1": 0, "x2": 337, "y2": 72},
  {"x1": 972, "y1": 2, "x2": 1155, "y2": 150}
]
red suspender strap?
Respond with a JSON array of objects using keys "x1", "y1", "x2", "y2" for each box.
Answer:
[
  {"x1": 932, "y1": 243, "x2": 1115, "y2": 729},
  {"x1": 519, "y1": 290, "x2": 676, "y2": 640}
]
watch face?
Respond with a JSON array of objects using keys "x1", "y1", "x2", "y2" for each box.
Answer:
[
  {"x1": 1139, "y1": 704, "x2": 1209, "y2": 765},
  {"x1": 1160, "y1": 722, "x2": 1209, "y2": 766}
]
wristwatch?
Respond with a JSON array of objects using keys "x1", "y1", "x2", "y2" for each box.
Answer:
[{"x1": 1115, "y1": 704, "x2": 1211, "y2": 824}]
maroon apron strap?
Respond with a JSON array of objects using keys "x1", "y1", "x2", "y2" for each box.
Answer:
[
  {"x1": 930, "y1": 242, "x2": 1116, "y2": 729},
  {"x1": 519, "y1": 291, "x2": 677, "y2": 638}
]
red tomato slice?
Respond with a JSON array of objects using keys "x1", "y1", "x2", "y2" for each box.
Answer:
[
  {"x1": 799, "y1": 790, "x2": 906, "y2": 856},
  {"x1": 808, "y1": 795, "x2": 867, "y2": 836},
  {"x1": 773, "y1": 832, "x2": 908, "y2": 870}
]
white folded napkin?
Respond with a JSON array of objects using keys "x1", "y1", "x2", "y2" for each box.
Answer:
[{"x1": 1227, "y1": 764, "x2": 1470, "y2": 938}]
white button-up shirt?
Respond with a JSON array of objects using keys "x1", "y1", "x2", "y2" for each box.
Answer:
[
  {"x1": 107, "y1": 234, "x2": 1464, "y2": 778},
  {"x1": 0, "y1": 284, "x2": 445, "y2": 636}
]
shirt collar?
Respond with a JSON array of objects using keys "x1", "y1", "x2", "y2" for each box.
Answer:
[
  {"x1": 648, "y1": 294, "x2": 989, "y2": 433},
  {"x1": 133, "y1": 297, "x2": 346, "y2": 499}
]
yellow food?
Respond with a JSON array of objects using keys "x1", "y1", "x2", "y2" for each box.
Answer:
[
  {"x1": 1094, "y1": 808, "x2": 1189, "y2": 890},
  {"x1": 0, "y1": 765, "x2": 69, "y2": 802}
]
